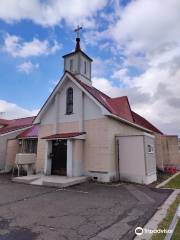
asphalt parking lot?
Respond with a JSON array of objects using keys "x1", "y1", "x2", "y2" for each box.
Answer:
[{"x1": 0, "y1": 174, "x2": 172, "y2": 240}]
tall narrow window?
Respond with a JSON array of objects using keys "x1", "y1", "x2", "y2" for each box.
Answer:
[
  {"x1": 66, "y1": 87, "x2": 73, "y2": 114},
  {"x1": 84, "y1": 61, "x2": 87, "y2": 74},
  {"x1": 70, "y1": 59, "x2": 73, "y2": 72}
]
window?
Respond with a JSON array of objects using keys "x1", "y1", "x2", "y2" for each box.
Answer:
[
  {"x1": 84, "y1": 61, "x2": 87, "y2": 74},
  {"x1": 19, "y1": 139, "x2": 37, "y2": 154},
  {"x1": 66, "y1": 87, "x2": 73, "y2": 114},
  {"x1": 70, "y1": 59, "x2": 73, "y2": 72},
  {"x1": 147, "y1": 145, "x2": 154, "y2": 153}
]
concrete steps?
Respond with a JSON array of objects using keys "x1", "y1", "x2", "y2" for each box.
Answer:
[{"x1": 12, "y1": 175, "x2": 88, "y2": 188}]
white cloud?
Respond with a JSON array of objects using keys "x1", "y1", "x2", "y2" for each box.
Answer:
[
  {"x1": 92, "y1": 57, "x2": 114, "y2": 77},
  {"x1": 0, "y1": 100, "x2": 39, "y2": 119},
  {"x1": 17, "y1": 61, "x2": 39, "y2": 74},
  {"x1": 112, "y1": 68, "x2": 131, "y2": 85},
  {"x1": 110, "y1": 0, "x2": 180, "y2": 54},
  {"x1": 0, "y1": 0, "x2": 107, "y2": 27},
  {"x1": 3, "y1": 34, "x2": 61, "y2": 58},
  {"x1": 92, "y1": 0, "x2": 180, "y2": 136},
  {"x1": 92, "y1": 77, "x2": 120, "y2": 96}
]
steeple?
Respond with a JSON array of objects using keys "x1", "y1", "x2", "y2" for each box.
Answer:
[{"x1": 63, "y1": 26, "x2": 93, "y2": 85}]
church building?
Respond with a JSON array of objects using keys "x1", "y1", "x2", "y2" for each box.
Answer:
[{"x1": 1, "y1": 30, "x2": 168, "y2": 184}]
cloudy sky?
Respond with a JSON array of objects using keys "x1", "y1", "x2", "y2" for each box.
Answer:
[{"x1": 0, "y1": 0, "x2": 180, "y2": 136}]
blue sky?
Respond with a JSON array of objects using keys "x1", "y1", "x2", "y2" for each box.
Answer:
[
  {"x1": 0, "y1": 0, "x2": 180, "y2": 135},
  {"x1": 0, "y1": 1, "x2": 120, "y2": 110}
]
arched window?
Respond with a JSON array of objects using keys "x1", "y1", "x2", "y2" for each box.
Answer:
[{"x1": 66, "y1": 87, "x2": 73, "y2": 114}]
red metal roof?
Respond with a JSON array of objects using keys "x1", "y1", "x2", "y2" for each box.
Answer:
[
  {"x1": 132, "y1": 111, "x2": 163, "y2": 134},
  {"x1": 0, "y1": 116, "x2": 35, "y2": 135},
  {"x1": 67, "y1": 71, "x2": 163, "y2": 134},
  {"x1": 67, "y1": 71, "x2": 115, "y2": 113},
  {"x1": 0, "y1": 118, "x2": 10, "y2": 126},
  {"x1": 17, "y1": 125, "x2": 39, "y2": 139},
  {"x1": 42, "y1": 132, "x2": 86, "y2": 140},
  {"x1": 107, "y1": 96, "x2": 134, "y2": 122}
]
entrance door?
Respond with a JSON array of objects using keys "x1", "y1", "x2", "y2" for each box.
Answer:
[{"x1": 51, "y1": 140, "x2": 67, "y2": 175}]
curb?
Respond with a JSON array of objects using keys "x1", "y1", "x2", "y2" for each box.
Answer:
[
  {"x1": 156, "y1": 171, "x2": 180, "y2": 188},
  {"x1": 134, "y1": 189, "x2": 180, "y2": 240}
]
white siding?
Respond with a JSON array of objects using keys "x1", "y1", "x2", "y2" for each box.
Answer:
[
  {"x1": 41, "y1": 98, "x2": 56, "y2": 125},
  {"x1": 84, "y1": 95, "x2": 103, "y2": 120}
]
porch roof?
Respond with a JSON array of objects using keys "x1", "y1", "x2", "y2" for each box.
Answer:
[
  {"x1": 42, "y1": 132, "x2": 86, "y2": 140},
  {"x1": 17, "y1": 125, "x2": 39, "y2": 139}
]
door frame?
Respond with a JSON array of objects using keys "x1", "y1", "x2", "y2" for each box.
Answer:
[
  {"x1": 51, "y1": 139, "x2": 67, "y2": 175},
  {"x1": 44, "y1": 139, "x2": 73, "y2": 177}
]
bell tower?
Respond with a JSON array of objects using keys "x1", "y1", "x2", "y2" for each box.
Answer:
[{"x1": 63, "y1": 26, "x2": 93, "y2": 85}]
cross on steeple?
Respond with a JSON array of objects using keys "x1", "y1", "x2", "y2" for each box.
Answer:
[
  {"x1": 74, "y1": 25, "x2": 82, "y2": 39},
  {"x1": 74, "y1": 25, "x2": 82, "y2": 52}
]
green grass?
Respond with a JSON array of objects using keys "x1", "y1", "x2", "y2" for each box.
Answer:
[
  {"x1": 164, "y1": 173, "x2": 180, "y2": 189},
  {"x1": 151, "y1": 194, "x2": 180, "y2": 240},
  {"x1": 172, "y1": 220, "x2": 180, "y2": 239}
]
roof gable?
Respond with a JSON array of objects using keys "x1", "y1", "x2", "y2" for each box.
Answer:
[
  {"x1": 106, "y1": 96, "x2": 134, "y2": 122},
  {"x1": 33, "y1": 72, "x2": 109, "y2": 124},
  {"x1": 33, "y1": 71, "x2": 162, "y2": 134}
]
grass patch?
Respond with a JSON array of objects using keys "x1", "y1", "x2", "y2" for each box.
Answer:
[
  {"x1": 151, "y1": 194, "x2": 180, "y2": 240},
  {"x1": 164, "y1": 173, "x2": 180, "y2": 189},
  {"x1": 172, "y1": 220, "x2": 180, "y2": 239}
]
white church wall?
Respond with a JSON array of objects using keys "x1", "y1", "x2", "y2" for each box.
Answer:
[
  {"x1": 40, "y1": 80, "x2": 81, "y2": 125},
  {"x1": 84, "y1": 118, "x2": 110, "y2": 177},
  {"x1": 84, "y1": 118, "x2": 156, "y2": 183},
  {"x1": 84, "y1": 95, "x2": 104, "y2": 120},
  {"x1": 40, "y1": 78, "x2": 104, "y2": 127},
  {"x1": 41, "y1": 98, "x2": 56, "y2": 125},
  {"x1": 83, "y1": 117, "x2": 142, "y2": 183}
]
